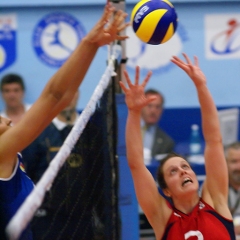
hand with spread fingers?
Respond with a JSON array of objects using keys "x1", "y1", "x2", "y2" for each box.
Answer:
[
  {"x1": 119, "y1": 66, "x2": 155, "y2": 112},
  {"x1": 171, "y1": 53, "x2": 207, "y2": 87},
  {"x1": 86, "y1": 3, "x2": 130, "y2": 47}
]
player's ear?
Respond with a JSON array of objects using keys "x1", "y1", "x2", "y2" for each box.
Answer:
[{"x1": 163, "y1": 189, "x2": 171, "y2": 198}]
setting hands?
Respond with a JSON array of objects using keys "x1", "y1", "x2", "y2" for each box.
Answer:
[
  {"x1": 86, "y1": 3, "x2": 129, "y2": 47},
  {"x1": 171, "y1": 53, "x2": 206, "y2": 86},
  {"x1": 119, "y1": 66, "x2": 155, "y2": 112}
]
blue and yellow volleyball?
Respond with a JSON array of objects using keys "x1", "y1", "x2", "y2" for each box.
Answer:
[{"x1": 131, "y1": 0, "x2": 178, "y2": 45}]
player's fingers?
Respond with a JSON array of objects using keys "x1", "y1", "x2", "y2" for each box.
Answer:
[
  {"x1": 124, "y1": 70, "x2": 133, "y2": 87},
  {"x1": 113, "y1": 10, "x2": 127, "y2": 27},
  {"x1": 135, "y1": 66, "x2": 140, "y2": 85},
  {"x1": 171, "y1": 58, "x2": 188, "y2": 72},
  {"x1": 116, "y1": 35, "x2": 129, "y2": 41},
  {"x1": 117, "y1": 22, "x2": 131, "y2": 33},
  {"x1": 182, "y1": 53, "x2": 192, "y2": 65},
  {"x1": 171, "y1": 55, "x2": 185, "y2": 65},
  {"x1": 101, "y1": 3, "x2": 115, "y2": 24},
  {"x1": 146, "y1": 96, "x2": 157, "y2": 105},
  {"x1": 194, "y1": 56, "x2": 199, "y2": 67},
  {"x1": 96, "y1": 5, "x2": 115, "y2": 32},
  {"x1": 119, "y1": 81, "x2": 128, "y2": 92},
  {"x1": 142, "y1": 71, "x2": 152, "y2": 88}
]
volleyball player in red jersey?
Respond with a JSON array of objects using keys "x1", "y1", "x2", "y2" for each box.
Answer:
[{"x1": 120, "y1": 53, "x2": 235, "y2": 240}]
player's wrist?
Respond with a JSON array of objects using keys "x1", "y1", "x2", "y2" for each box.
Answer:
[{"x1": 81, "y1": 36, "x2": 100, "y2": 49}]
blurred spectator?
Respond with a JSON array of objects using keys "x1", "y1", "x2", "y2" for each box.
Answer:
[
  {"x1": 141, "y1": 89, "x2": 175, "y2": 161},
  {"x1": 0, "y1": 73, "x2": 31, "y2": 125},
  {"x1": 225, "y1": 141, "x2": 240, "y2": 236},
  {"x1": 22, "y1": 90, "x2": 79, "y2": 183}
]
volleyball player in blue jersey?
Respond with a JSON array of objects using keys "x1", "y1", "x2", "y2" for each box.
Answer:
[{"x1": 0, "y1": 4, "x2": 128, "y2": 239}]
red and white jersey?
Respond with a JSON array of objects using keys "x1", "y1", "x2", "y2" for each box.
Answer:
[{"x1": 162, "y1": 198, "x2": 235, "y2": 240}]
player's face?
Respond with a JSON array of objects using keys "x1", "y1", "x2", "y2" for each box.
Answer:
[
  {"x1": 0, "y1": 116, "x2": 12, "y2": 135},
  {"x1": 1, "y1": 83, "x2": 24, "y2": 109},
  {"x1": 226, "y1": 148, "x2": 240, "y2": 185},
  {"x1": 141, "y1": 94, "x2": 163, "y2": 126},
  {"x1": 163, "y1": 157, "x2": 198, "y2": 198}
]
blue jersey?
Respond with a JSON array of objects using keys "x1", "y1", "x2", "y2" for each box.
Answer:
[{"x1": 0, "y1": 154, "x2": 34, "y2": 240}]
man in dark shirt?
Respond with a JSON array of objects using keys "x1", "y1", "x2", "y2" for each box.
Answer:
[{"x1": 141, "y1": 89, "x2": 175, "y2": 161}]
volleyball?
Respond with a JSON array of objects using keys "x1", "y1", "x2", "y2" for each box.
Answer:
[{"x1": 131, "y1": 0, "x2": 178, "y2": 45}]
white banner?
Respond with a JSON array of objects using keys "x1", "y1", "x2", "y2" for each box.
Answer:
[{"x1": 205, "y1": 13, "x2": 240, "y2": 59}]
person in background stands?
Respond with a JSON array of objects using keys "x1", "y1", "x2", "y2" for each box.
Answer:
[
  {"x1": 225, "y1": 141, "x2": 240, "y2": 237},
  {"x1": 0, "y1": 73, "x2": 31, "y2": 125},
  {"x1": 22, "y1": 91, "x2": 80, "y2": 183},
  {"x1": 141, "y1": 89, "x2": 175, "y2": 161}
]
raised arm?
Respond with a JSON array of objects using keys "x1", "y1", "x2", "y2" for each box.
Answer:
[
  {"x1": 119, "y1": 67, "x2": 171, "y2": 236},
  {"x1": 171, "y1": 53, "x2": 231, "y2": 218},
  {"x1": 0, "y1": 3, "x2": 129, "y2": 177}
]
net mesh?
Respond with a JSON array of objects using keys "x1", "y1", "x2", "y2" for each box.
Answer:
[{"x1": 29, "y1": 81, "x2": 119, "y2": 240}]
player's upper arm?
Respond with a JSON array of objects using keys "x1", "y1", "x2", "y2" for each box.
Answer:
[
  {"x1": 130, "y1": 164, "x2": 171, "y2": 233},
  {"x1": 203, "y1": 141, "x2": 228, "y2": 206}
]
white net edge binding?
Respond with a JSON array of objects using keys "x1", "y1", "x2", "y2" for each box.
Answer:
[{"x1": 6, "y1": 44, "x2": 122, "y2": 240}]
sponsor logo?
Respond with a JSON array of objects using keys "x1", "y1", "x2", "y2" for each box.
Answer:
[
  {"x1": 205, "y1": 14, "x2": 240, "y2": 59},
  {"x1": 134, "y1": 6, "x2": 150, "y2": 24}
]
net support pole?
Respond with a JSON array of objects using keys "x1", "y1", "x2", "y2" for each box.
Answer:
[{"x1": 110, "y1": 0, "x2": 127, "y2": 92}]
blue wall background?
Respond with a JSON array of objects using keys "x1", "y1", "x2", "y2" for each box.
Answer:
[{"x1": 1, "y1": 0, "x2": 240, "y2": 112}]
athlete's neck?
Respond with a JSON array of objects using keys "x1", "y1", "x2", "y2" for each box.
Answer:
[{"x1": 173, "y1": 194, "x2": 200, "y2": 214}]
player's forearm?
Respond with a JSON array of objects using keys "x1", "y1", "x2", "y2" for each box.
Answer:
[
  {"x1": 126, "y1": 111, "x2": 144, "y2": 169},
  {"x1": 42, "y1": 37, "x2": 98, "y2": 102},
  {"x1": 196, "y1": 83, "x2": 222, "y2": 143}
]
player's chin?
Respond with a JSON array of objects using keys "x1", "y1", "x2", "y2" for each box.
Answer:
[{"x1": 182, "y1": 182, "x2": 198, "y2": 192}]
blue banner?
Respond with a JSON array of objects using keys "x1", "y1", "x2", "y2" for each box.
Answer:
[{"x1": 0, "y1": 14, "x2": 17, "y2": 73}]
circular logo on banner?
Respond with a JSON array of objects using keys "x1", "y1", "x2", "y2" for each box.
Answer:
[{"x1": 33, "y1": 12, "x2": 86, "y2": 67}]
